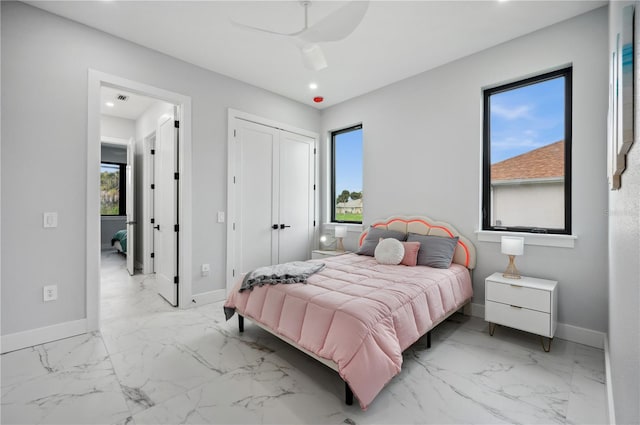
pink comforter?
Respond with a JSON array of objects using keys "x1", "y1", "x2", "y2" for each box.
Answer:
[{"x1": 224, "y1": 253, "x2": 473, "y2": 409}]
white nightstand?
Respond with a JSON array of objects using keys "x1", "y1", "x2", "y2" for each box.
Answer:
[
  {"x1": 311, "y1": 250, "x2": 350, "y2": 259},
  {"x1": 485, "y1": 272, "x2": 558, "y2": 352}
]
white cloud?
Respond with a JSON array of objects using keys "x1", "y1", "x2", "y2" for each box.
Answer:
[
  {"x1": 492, "y1": 104, "x2": 533, "y2": 120},
  {"x1": 491, "y1": 136, "x2": 545, "y2": 150}
]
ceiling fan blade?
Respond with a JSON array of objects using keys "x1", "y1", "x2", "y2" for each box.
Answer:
[
  {"x1": 300, "y1": 44, "x2": 328, "y2": 71},
  {"x1": 296, "y1": 1, "x2": 369, "y2": 43},
  {"x1": 230, "y1": 19, "x2": 297, "y2": 39}
]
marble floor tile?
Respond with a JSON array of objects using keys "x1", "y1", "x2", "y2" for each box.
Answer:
[
  {"x1": 1, "y1": 251, "x2": 608, "y2": 424},
  {"x1": 1, "y1": 333, "x2": 131, "y2": 425}
]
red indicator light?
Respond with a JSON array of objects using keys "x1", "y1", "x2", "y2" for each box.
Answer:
[{"x1": 313, "y1": 96, "x2": 324, "y2": 103}]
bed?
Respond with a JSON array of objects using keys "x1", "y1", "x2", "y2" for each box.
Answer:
[
  {"x1": 224, "y1": 215, "x2": 476, "y2": 410},
  {"x1": 110, "y1": 229, "x2": 127, "y2": 254}
]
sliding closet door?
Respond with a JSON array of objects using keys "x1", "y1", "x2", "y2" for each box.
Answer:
[{"x1": 277, "y1": 131, "x2": 314, "y2": 263}]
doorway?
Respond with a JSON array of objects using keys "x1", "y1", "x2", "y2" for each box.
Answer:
[{"x1": 87, "y1": 70, "x2": 193, "y2": 330}]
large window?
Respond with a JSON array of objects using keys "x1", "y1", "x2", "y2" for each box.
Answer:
[
  {"x1": 331, "y1": 125, "x2": 363, "y2": 224},
  {"x1": 100, "y1": 162, "x2": 126, "y2": 216},
  {"x1": 482, "y1": 67, "x2": 572, "y2": 234}
]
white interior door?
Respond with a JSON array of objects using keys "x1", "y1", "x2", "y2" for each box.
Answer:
[
  {"x1": 155, "y1": 114, "x2": 178, "y2": 306},
  {"x1": 231, "y1": 117, "x2": 315, "y2": 286},
  {"x1": 234, "y1": 120, "x2": 279, "y2": 274},
  {"x1": 125, "y1": 137, "x2": 136, "y2": 275},
  {"x1": 277, "y1": 131, "x2": 314, "y2": 263}
]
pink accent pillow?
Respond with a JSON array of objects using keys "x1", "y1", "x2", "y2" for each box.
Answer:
[{"x1": 400, "y1": 241, "x2": 421, "y2": 266}]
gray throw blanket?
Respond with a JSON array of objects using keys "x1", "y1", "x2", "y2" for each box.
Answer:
[{"x1": 239, "y1": 261, "x2": 325, "y2": 292}]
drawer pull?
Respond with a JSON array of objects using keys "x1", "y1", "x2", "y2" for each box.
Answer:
[
  {"x1": 510, "y1": 284, "x2": 523, "y2": 288},
  {"x1": 510, "y1": 305, "x2": 523, "y2": 309}
]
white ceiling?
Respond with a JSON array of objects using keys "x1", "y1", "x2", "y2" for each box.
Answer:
[
  {"x1": 101, "y1": 86, "x2": 159, "y2": 120},
  {"x1": 28, "y1": 0, "x2": 606, "y2": 109}
]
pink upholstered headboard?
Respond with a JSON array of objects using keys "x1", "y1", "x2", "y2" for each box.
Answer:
[{"x1": 358, "y1": 215, "x2": 476, "y2": 269}]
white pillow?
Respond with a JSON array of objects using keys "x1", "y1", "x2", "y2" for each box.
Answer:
[{"x1": 374, "y1": 238, "x2": 405, "y2": 265}]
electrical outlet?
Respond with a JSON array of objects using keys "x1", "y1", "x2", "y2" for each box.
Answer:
[
  {"x1": 43, "y1": 285, "x2": 58, "y2": 302},
  {"x1": 43, "y1": 212, "x2": 58, "y2": 228},
  {"x1": 201, "y1": 264, "x2": 210, "y2": 276}
]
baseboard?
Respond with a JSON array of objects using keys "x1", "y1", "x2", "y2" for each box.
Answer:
[
  {"x1": 191, "y1": 289, "x2": 226, "y2": 306},
  {"x1": 1, "y1": 319, "x2": 88, "y2": 354},
  {"x1": 604, "y1": 335, "x2": 616, "y2": 425},
  {"x1": 555, "y1": 323, "x2": 604, "y2": 349},
  {"x1": 469, "y1": 302, "x2": 485, "y2": 318},
  {"x1": 469, "y1": 302, "x2": 604, "y2": 349}
]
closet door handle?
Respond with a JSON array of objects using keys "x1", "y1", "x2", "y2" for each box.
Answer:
[
  {"x1": 280, "y1": 224, "x2": 291, "y2": 229},
  {"x1": 272, "y1": 224, "x2": 279, "y2": 230}
]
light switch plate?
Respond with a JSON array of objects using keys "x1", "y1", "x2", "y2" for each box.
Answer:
[
  {"x1": 43, "y1": 212, "x2": 58, "y2": 228},
  {"x1": 217, "y1": 211, "x2": 225, "y2": 223}
]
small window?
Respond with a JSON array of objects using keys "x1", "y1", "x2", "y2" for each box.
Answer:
[
  {"x1": 331, "y1": 125, "x2": 363, "y2": 224},
  {"x1": 100, "y1": 162, "x2": 126, "y2": 216},
  {"x1": 482, "y1": 67, "x2": 572, "y2": 234}
]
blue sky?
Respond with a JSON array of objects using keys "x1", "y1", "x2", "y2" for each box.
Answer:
[
  {"x1": 334, "y1": 128, "x2": 363, "y2": 194},
  {"x1": 101, "y1": 163, "x2": 119, "y2": 173},
  {"x1": 490, "y1": 76, "x2": 565, "y2": 164}
]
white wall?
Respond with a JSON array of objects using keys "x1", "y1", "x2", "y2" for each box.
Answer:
[
  {"x1": 101, "y1": 115, "x2": 136, "y2": 140},
  {"x1": 1, "y1": 2, "x2": 320, "y2": 336},
  {"x1": 607, "y1": 2, "x2": 639, "y2": 423},
  {"x1": 320, "y1": 8, "x2": 609, "y2": 333}
]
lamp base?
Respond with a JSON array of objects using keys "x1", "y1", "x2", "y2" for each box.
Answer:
[{"x1": 503, "y1": 255, "x2": 521, "y2": 279}]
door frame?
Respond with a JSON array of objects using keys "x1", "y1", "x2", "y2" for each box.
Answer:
[
  {"x1": 226, "y1": 108, "x2": 319, "y2": 293},
  {"x1": 87, "y1": 69, "x2": 193, "y2": 330}
]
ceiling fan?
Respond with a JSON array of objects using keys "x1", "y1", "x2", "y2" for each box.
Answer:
[{"x1": 232, "y1": 1, "x2": 369, "y2": 71}]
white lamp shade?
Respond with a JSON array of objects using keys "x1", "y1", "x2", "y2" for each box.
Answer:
[
  {"x1": 501, "y1": 236, "x2": 524, "y2": 256},
  {"x1": 334, "y1": 226, "x2": 347, "y2": 238}
]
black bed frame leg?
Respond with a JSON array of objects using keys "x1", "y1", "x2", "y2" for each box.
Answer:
[
  {"x1": 345, "y1": 381, "x2": 353, "y2": 406},
  {"x1": 427, "y1": 331, "x2": 432, "y2": 349},
  {"x1": 238, "y1": 315, "x2": 244, "y2": 333}
]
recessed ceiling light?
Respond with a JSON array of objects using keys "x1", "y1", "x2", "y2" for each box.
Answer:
[
  {"x1": 105, "y1": 101, "x2": 114, "y2": 108},
  {"x1": 309, "y1": 82, "x2": 318, "y2": 90}
]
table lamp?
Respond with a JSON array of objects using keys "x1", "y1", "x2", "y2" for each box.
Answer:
[
  {"x1": 501, "y1": 236, "x2": 524, "y2": 279},
  {"x1": 335, "y1": 226, "x2": 347, "y2": 252}
]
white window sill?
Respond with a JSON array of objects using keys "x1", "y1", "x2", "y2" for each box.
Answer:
[
  {"x1": 475, "y1": 230, "x2": 576, "y2": 248},
  {"x1": 323, "y1": 223, "x2": 364, "y2": 233}
]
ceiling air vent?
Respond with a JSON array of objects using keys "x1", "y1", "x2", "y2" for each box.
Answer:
[{"x1": 116, "y1": 94, "x2": 129, "y2": 102}]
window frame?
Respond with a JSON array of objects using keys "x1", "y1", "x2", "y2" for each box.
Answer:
[
  {"x1": 100, "y1": 161, "x2": 127, "y2": 217},
  {"x1": 330, "y1": 124, "x2": 363, "y2": 224},
  {"x1": 482, "y1": 67, "x2": 572, "y2": 235}
]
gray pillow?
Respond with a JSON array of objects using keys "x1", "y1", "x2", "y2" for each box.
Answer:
[
  {"x1": 406, "y1": 233, "x2": 459, "y2": 268},
  {"x1": 356, "y1": 227, "x2": 407, "y2": 256}
]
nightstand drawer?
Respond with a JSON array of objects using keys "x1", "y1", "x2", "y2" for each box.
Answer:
[
  {"x1": 486, "y1": 280, "x2": 550, "y2": 313},
  {"x1": 485, "y1": 301, "x2": 552, "y2": 337}
]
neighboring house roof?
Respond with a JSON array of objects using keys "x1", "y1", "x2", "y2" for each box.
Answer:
[
  {"x1": 491, "y1": 140, "x2": 564, "y2": 181},
  {"x1": 337, "y1": 198, "x2": 363, "y2": 208}
]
